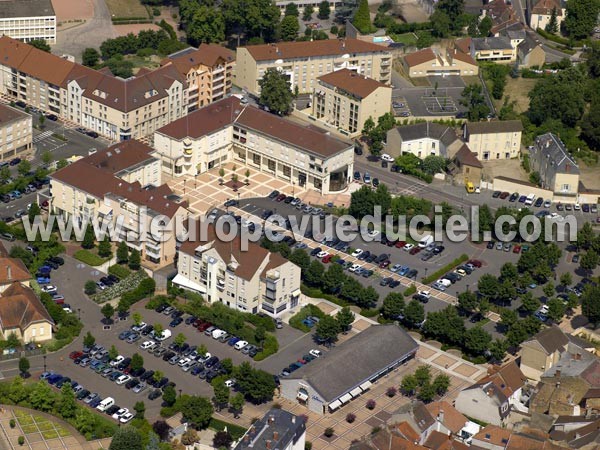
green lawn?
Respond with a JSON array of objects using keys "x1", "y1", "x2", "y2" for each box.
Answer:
[
  {"x1": 74, "y1": 249, "x2": 108, "y2": 266},
  {"x1": 390, "y1": 32, "x2": 418, "y2": 46},
  {"x1": 105, "y1": 0, "x2": 149, "y2": 19}
]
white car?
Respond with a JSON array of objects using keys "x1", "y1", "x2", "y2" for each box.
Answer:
[
  {"x1": 574, "y1": 203, "x2": 581, "y2": 211},
  {"x1": 437, "y1": 278, "x2": 452, "y2": 288},
  {"x1": 132, "y1": 322, "x2": 147, "y2": 332},
  {"x1": 119, "y1": 412, "x2": 134, "y2": 423},
  {"x1": 390, "y1": 264, "x2": 402, "y2": 273},
  {"x1": 540, "y1": 304, "x2": 549, "y2": 315},
  {"x1": 381, "y1": 153, "x2": 394, "y2": 162},
  {"x1": 112, "y1": 408, "x2": 129, "y2": 420},
  {"x1": 178, "y1": 357, "x2": 191, "y2": 367},
  {"x1": 309, "y1": 349, "x2": 322, "y2": 358},
  {"x1": 403, "y1": 243, "x2": 414, "y2": 251},
  {"x1": 110, "y1": 355, "x2": 124, "y2": 367},
  {"x1": 549, "y1": 212, "x2": 563, "y2": 221},
  {"x1": 41, "y1": 285, "x2": 57, "y2": 293},
  {"x1": 224, "y1": 379, "x2": 236, "y2": 388},
  {"x1": 348, "y1": 264, "x2": 362, "y2": 273},
  {"x1": 418, "y1": 290, "x2": 431, "y2": 299},
  {"x1": 367, "y1": 230, "x2": 380, "y2": 238},
  {"x1": 197, "y1": 352, "x2": 212, "y2": 364},
  {"x1": 139, "y1": 340, "x2": 154, "y2": 350},
  {"x1": 351, "y1": 249, "x2": 363, "y2": 257},
  {"x1": 116, "y1": 375, "x2": 131, "y2": 385},
  {"x1": 316, "y1": 251, "x2": 329, "y2": 259},
  {"x1": 234, "y1": 340, "x2": 249, "y2": 350},
  {"x1": 63, "y1": 307, "x2": 73, "y2": 314}
]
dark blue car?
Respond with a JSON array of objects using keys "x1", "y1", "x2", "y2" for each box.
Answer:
[
  {"x1": 89, "y1": 397, "x2": 102, "y2": 408},
  {"x1": 169, "y1": 317, "x2": 183, "y2": 327},
  {"x1": 118, "y1": 330, "x2": 132, "y2": 340},
  {"x1": 228, "y1": 337, "x2": 240, "y2": 346},
  {"x1": 47, "y1": 374, "x2": 63, "y2": 385}
]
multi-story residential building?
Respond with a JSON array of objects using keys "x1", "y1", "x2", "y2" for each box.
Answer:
[
  {"x1": 235, "y1": 409, "x2": 306, "y2": 450},
  {"x1": 529, "y1": 0, "x2": 564, "y2": 31},
  {"x1": 50, "y1": 140, "x2": 189, "y2": 266},
  {"x1": 0, "y1": 103, "x2": 32, "y2": 161},
  {"x1": 402, "y1": 46, "x2": 479, "y2": 78},
  {"x1": 154, "y1": 97, "x2": 355, "y2": 194},
  {"x1": 463, "y1": 120, "x2": 523, "y2": 160},
  {"x1": 312, "y1": 69, "x2": 391, "y2": 136},
  {"x1": 161, "y1": 45, "x2": 235, "y2": 112},
  {"x1": 234, "y1": 38, "x2": 392, "y2": 96},
  {"x1": 529, "y1": 133, "x2": 579, "y2": 199},
  {"x1": 470, "y1": 37, "x2": 517, "y2": 63},
  {"x1": 275, "y1": 0, "x2": 343, "y2": 15},
  {"x1": 175, "y1": 225, "x2": 301, "y2": 317},
  {"x1": 387, "y1": 122, "x2": 462, "y2": 158},
  {"x1": 0, "y1": 0, "x2": 56, "y2": 44},
  {"x1": 0, "y1": 36, "x2": 189, "y2": 141}
]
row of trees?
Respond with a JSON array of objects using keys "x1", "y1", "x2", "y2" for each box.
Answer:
[{"x1": 400, "y1": 365, "x2": 450, "y2": 403}]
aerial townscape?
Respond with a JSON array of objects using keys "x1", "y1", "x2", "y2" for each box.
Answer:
[{"x1": 1, "y1": 0, "x2": 600, "y2": 449}]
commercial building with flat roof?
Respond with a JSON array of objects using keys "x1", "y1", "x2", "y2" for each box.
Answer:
[
  {"x1": 0, "y1": 0, "x2": 56, "y2": 44},
  {"x1": 280, "y1": 324, "x2": 418, "y2": 414},
  {"x1": 0, "y1": 103, "x2": 32, "y2": 161},
  {"x1": 235, "y1": 38, "x2": 392, "y2": 96},
  {"x1": 154, "y1": 96, "x2": 354, "y2": 194}
]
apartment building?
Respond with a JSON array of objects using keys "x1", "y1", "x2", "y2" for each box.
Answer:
[
  {"x1": 312, "y1": 69, "x2": 391, "y2": 136},
  {"x1": 463, "y1": 120, "x2": 523, "y2": 160},
  {"x1": 161, "y1": 45, "x2": 235, "y2": 111},
  {"x1": 276, "y1": 0, "x2": 343, "y2": 15},
  {"x1": 0, "y1": 0, "x2": 56, "y2": 44},
  {"x1": 50, "y1": 140, "x2": 189, "y2": 266},
  {"x1": 529, "y1": 0, "x2": 564, "y2": 31},
  {"x1": 235, "y1": 38, "x2": 392, "y2": 96},
  {"x1": 470, "y1": 37, "x2": 518, "y2": 63},
  {"x1": 0, "y1": 103, "x2": 33, "y2": 161},
  {"x1": 175, "y1": 225, "x2": 301, "y2": 317},
  {"x1": 387, "y1": 122, "x2": 462, "y2": 158},
  {"x1": 154, "y1": 97, "x2": 355, "y2": 194},
  {"x1": 0, "y1": 36, "x2": 187, "y2": 141}
]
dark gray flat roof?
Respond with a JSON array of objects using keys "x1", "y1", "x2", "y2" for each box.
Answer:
[
  {"x1": 234, "y1": 409, "x2": 305, "y2": 450},
  {"x1": 285, "y1": 324, "x2": 418, "y2": 402},
  {"x1": 0, "y1": 0, "x2": 55, "y2": 19}
]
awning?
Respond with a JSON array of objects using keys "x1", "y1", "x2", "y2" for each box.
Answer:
[
  {"x1": 291, "y1": 289, "x2": 301, "y2": 297},
  {"x1": 172, "y1": 274, "x2": 206, "y2": 294},
  {"x1": 296, "y1": 391, "x2": 309, "y2": 401},
  {"x1": 328, "y1": 400, "x2": 342, "y2": 411},
  {"x1": 98, "y1": 204, "x2": 112, "y2": 215},
  {"x1": 339, "y1": 393, "x2": 352, "y2": 404},
  {"x1": 359, "y1": 381, "x2": 372, "y2": 391},
  {"x1": 349, "y1": 387, "x2": 362, "y2": 397}
]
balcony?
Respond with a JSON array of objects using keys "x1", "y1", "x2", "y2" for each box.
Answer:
[
  {"x1": 145, "y1": 245, "x2": 161, "y2": 257},
  {"x1": 217, "y1": 277, "x2": 225, "y2": 291}
]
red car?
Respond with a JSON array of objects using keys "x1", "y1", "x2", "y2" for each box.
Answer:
[
  {"x1": 321, "y1": 254, "x2": 333, "y2": 263},
  {"x1": 499, "y1": 192, "x2": 510, "y2": 199},
  {"x1": 379, "y1": 260, "x2": 391, "y2": 268},
  {"x1": 513, "y1": 245, "x2": 521, "y2": 254},
  {"x1": 69, "y1": 351, "x2": 83, "y2": 360},
  {"x1": 409, "y1": 247, "x2": 421, "y2": 255},
  {"x1": 197, "y1": 322, "x2": 212, "y2": 332},
  {"x1": 395, "y1": 241, "x2": 407, "y2": 248},
  {"x1": 467, "y1": 259, "x2": 483, "y2": 268},
  {"x1": 276, "y1": 194, "x2": 286, "y2": 202}
]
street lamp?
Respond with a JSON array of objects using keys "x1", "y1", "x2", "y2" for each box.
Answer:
[
  {"x1": 77, "y1": 308, "x2": 81, "y2": 320},
  {"x1": 466, "y1": 284, "x2": 470, "y2": 292},
  {"x1": 43, "y1": 355, "x2": 46, "y2": 372},
  {"x1": 178, "y1": 389, "x2": 182, "y2": 398},
  {"x1": 424, "y1": 268, "x2": 428, "y2": 281},
  {"x1": 194, "y1": 174, "x2": 197, "y2": 189}
]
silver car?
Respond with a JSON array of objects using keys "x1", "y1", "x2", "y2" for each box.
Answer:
[{"x1": 132, "y1": 382, "x2": 147, "y2": 394}]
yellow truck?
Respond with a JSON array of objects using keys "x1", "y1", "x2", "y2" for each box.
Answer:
[{"x1": 465, "y1": 181, "x2": 475, "y2": 193}]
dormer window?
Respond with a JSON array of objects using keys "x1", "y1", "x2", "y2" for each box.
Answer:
[{"x1": 92, "y1": 89, "x2": 107, "y2": 99}]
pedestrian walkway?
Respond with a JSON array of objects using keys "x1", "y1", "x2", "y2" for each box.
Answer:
[{"x1": 33, "y1": 130, "x2": 54, "y2": 143}]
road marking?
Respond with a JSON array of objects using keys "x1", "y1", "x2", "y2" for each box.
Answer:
[{"x1": 33, "y1": 130, "x2": 54, "y2": 143}]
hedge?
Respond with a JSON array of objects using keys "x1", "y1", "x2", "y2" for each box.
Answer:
[
  {"x1": 404, "y1": 284, "x2": 417, "y2": 296},
  {"x1": 289, "y1": 305, "x2": 326, "y2": 332},
  {"x1": 73, "y1": 249, "x2": 107, "y2": 266},
  {"x1": 422, "y1": 254, "x2": 469, "y2": 284},
  {"x1": 254, "y1": 333, "x2": 279, "y2": 361},
  {"x1": 300, "y1": 284, "x2": 348, "y2": 307},
  {"x1": 108, "y1": 264, "x2": 131, "y2": 279},
  {"x1": 209, "y1": 418, "x2": 247, "y2": 440}
]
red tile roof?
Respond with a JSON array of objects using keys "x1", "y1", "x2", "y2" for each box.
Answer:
[
  {"x1": 0, "y1": 104, "x2": 29, "y2": 126},
  {"x1": 84, "y1": 140, "x2": 157, "y2": 175},
  {"x1": 318, "y1": 69, "x2": 389, "y2": 99},
  {"x1": 404, "y1": 48, "x2": 436, "y2": 67},
  {"x1": 0, "y1": 282, "x2": 53, "y2": 332},
  {"x1": 425, "y1": 401, "x2": 468, "y2": 434},
  {"x1": 163, "y1": 44, "x2": 235, "y2": 76},
  {"x1": 531, "y1": 0, "x2": 563, "y2": 15}
]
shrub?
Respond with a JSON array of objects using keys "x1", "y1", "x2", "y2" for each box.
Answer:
[
  {"x1": 9, "y1": 419, "x2": 15, "y2": 428},
  {"x1": 152, "y1": 7, "x2": 160, "y2": 16},
  {"x1": 108, "y1": 264, "x2": 131, "y2": 279},
  {"x1": 346, "y1": 413, "x2": 356, "y2": 423},
  {"x1": 73, "y1": 249, "x2": 107, "y2": 266},
  {"x1": 18, "y1": 436, "x2": 24, "y2": 446},
  {"x1": 254, "y1": 333, "x2": 279, "y2": 361},
  {"x1": 422, "y1": 254, "x2": 469, "y2": 284},
  {"x1": 366, "y1": 399, "x2": 376, "y2": 410},
  {"x1": 404, "y1": 284, "x2": 417, "y2": 296},
  {"x1": 84, "y1": 280, "x2": 96, "y2": 295},
  {"x1": 387, "y1": 387, "x2": 397, "y2": 397},
  {"x1": 324, "y1": 427, "x2": 334, "y2": 438},
  {"x1": 92, "y1": 270, "x2": 151, "y2": 304}
]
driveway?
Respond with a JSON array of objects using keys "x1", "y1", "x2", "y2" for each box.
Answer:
[{"x1": 53, "y1": 0, "x2": 116, "y2": 61}]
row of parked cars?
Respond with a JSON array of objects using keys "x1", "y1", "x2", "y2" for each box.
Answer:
[
  {"x1": 280, "y1": 349, "x2": 323, "y2": 377},
  {"x1": 429, "y1": 259, "x2": 482, "y2": 292},
  {"x1": 33, "y1": 254, "x2": 72, "y2": 312},
  {"x1": 267, "y1": 189, "x2": 330, "y2": 219},
  {"x1": 0, "y1": 177, "x2": 50, "y2": 204}
]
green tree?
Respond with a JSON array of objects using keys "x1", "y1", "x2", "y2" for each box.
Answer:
[
  {"x1": 400, "y1": 374, "x2": 418, "y2": 395},
  {"x1": 180, "y1": 396, "x2": 214, "y2": 429},
  {"x1": 0, "y1": 166, "x2": 10, "y2": 183},
  {"x1": 460, "y1": 84, "x2": 490, "y2": 121},
  {"x1": 28, "y1": 382, "x2": 54, "y2": 412},
  {"x1": 582, "y1": 284, "x2": 600, "y2": 324},
  {"x1": 82, "y1": 48, "x2": 100, "y2": 67},
  {"x1": 30, "y1": 39, "x2": 51, "y2": 52},
  {"x1": 18, "y1": 357, "x2": 29, "y2": 376},
  {"x1": 500, "y1": 262, "x2": 518, "y2": 281},
  {"x1": 520, "y1": 292, "x2": 541, "y2": 313},
  {"x1": 414, "y1": 365, "x2": 431, "y2": 386},
  {"x1": 230, "y1": 392, "x2": 245, "y2": 418},
  {"x1": 315, "y1": 315, "x2": 341, "y2": 345},
  {"x1": 284, "y1": 3, "x2": 299, "y2": 16},
  {"x1": 134, "y1": 401, "x2": 146, "y2": 418},
  {"x1": 432, "y1": 374, "x2": 451, "y2": 395},
  {"x1": 305, "y1": 260, "x2": 325, "y2": 286},
  {"x1": 131, "y1": 353, "x2": 144, "y2": 371},
  {"x1": 59, "y1": 384, "x2": 77, "y2": 419},
  {"x1": 499, "y1": 308, "x2": 518, "y2": 330},
  {"x1": 382, "y1": 292, "x2": 405, "y2": 319},
  {"x1": 560, "y1": 272, "x2": 573, "y2": 287},
  {"x1": 457, "y1": 290, "x2": 478, "y2": 313},
  {"x1": 101, "y1": 303, "x2": 115, "y2": 322},
  {"x1": 421, "y1": 155, "x2": 447, "y2": 174},
  {"x1": 302, "y1": 4, "x2": 314, "y2": 20},
  {"x1": 98, "y1": 235, "x2": 112, "y2": 258},
  {"x1": 565, "y1": 0, "x2": 600, "y2": 39},
  {"x1": 213, "y1": 430, "x2": 233, "y2": 449},
  {"x1": 545, "y1": 7, "x2": 559, "y2": 33},
  {"x1": 543, "y1": 282, "x2": 555, "y2": 298},
  {"x1": 83, "y1": 331, "x2": 95, "y2": 348},
  {"x1": 336, "y1": 306, "x2": 355, "y2": 332},
  {"x1": 132, "y1": 312, "x2": 142, "y2": 326},
  {"x1": 108, "y1": 345, "x2": 119, "y2": 361},
  {"x1": 109, "y1": 426, "x2": 144, "y2": 450},
  {"x1": 212, "y1": 379, "x2": 230, "y2": 411},
  {"x1": 128, "y1": 249, "x2": 141, "y2": 270},
  {"x1": 255, "y1": 326, "x2": 266, "y2": 345},
  {"x1": 153, "y1": 323, "x2": 164, "y2": 338},
  {"x1": 322, "y1": 263, "x2": 345, "y2": 293},
  {"x1": 258, "y1": 68, "x2": 293, "y2": 115},
  {"x1": 353, "y1": 0, "x2": 373, "y2": 34},
  {"x1": 17, "y1": 159, "x2": 31, "y2": 177},
  {"x1": 404, "y1": 299, "x2": 425, "y2": 328},
  {"x1": 547, "y1": 297, "x2": 566, "y2": 322},
  {"x1": 162, "y1": 385, "x2": 177, "y2": 406},
  {"x1": 318, "y1": 0, "x2": 330, "y2": 19},
  {"x1": 56, "y1": 159, "x2": 68, "y2": 169},
  {"x1": 437, "y1": 0, "x2": 464, "y2": 32},
  {"x1": 478, "y1": 15, "x2": 493, "y2": 36},
  {"x1": 82, "y1": 223, "x2": 95, "y2": 249},
  {"x1": 580, "y1": 250, "x2": 599, "y2": 275},
  {"x1": 186, "y1": 4, "x2": 225, "y2": 45},
  {"x1": 174, "y1": 333, "x2": 187, "y2": 347},
  {"x1": 27, "y1": 202, "x2": 40, "y2": 223},
  {"x1": 430, "y1": 9, "x2": 451, "y2": 37},
  {"x1": 233, "y1": 362, "x2": 276, "y2": 403},
  {"x1": 490, "y1": 338, "x2": 508, "y2": 361},
  {"x1": 8, "y1": 376, "x2": 26, "y2": 404},
  {"x1": 477, "y1": 274, "x2": 500, "y2": 298},
  {"x1": 417, "y1": 382, "x2": 436, "y2": 402},
  {"x1": 117, "y1": 241, "x2": 129, "y2": 264},
  {"x1": 464, "y1": 326, "x2": 492, "y2": 356},
  {"x1": 280, "y1": 15, "x2": 299, "y2": 41}
]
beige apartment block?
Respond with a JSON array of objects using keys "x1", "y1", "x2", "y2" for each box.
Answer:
[
  {"x1": 470, "y1": 37, "x2": 517, "y2": 63},
  {"x1": 402, "y1": 47, "x2": 479, "y2": 78},
  {"x1": 0, "y1": 103, "x2": 32, "y2": 161},
  {"x1": 529, "y1": 0, "x2": 564, "y2": 31},
  {"x1": 463, "y1": 120, "x2": 523, "y2": 160},
  {"x1": 176, "y1": 225, "x2": 301, "y2": 317},
  {"x1": 276, "y1": 0, "x2": 343, "y2": 15},
  {"x1": 235, "y1": 38, "x2": 392, "y2": 96},
  {"x1": 161, "y1": 44, "x2": 235, "y2": 111},
  {"x1": 529, "y1": 132, "x2": 579, "y2": 198},
  {"x1": 50, "y1": 140, "x2": 189, "y2": 266},
  {"x1": 312, "y1": 69, "x2": 391, "y2": 136},
  {"x1": 154, "y1": 97, "x2": 355, "y2": 194},
  {"x1": 0, "y1": 0, "x2": 56, "y2": 44}
]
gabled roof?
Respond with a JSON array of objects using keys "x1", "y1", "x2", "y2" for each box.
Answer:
[
  {"x1": 318, "y1": 69, "x2": 389, "y2": 99},
  {"x1": 425, "y1": 401, "x2": 468, "y2": 434},
  {"x1": 0, "y1": 104, "x2": 29, "y2": 126},
  {"x1": 0, "y1": 258, "x2": 32, "y2": 285},
  {"x1": 242, "y1": 38, "x2": 389, "y2": 61},
  {"x1": 476, "y1": 361, "x2": 527, "y2": 398},
  {"x1": 466, "y1": 120, "x2": 523, "y2": 135},
  {"x1": 522, "y1": 325, "x2": 569, "y2": 355},
  {"x1": 404, "y1": 48, "x2": 437, "y2": 67},
  {"x1": 454, "y1": 144, "x2": 483, "y2": 168},
  {"x1": 532, "y1": 0, "x2": 563, "y2": 15},
  {"x1": 0, "y1": 282, "x2": 53, "y2": 332},
  {"x1": 531, "y1": 133, "x2": 579, "y2": 175},
  {"x1": 163, "y1": 44, "x2": 235, "y2": 75},
  {"x1": 84, "y1": 140, "x2": 157, "y2": 176},
  {"x1": 390, "y1": 122, "x2": 458, "y2": 147},
  {"x1": 472, "y1": 36, "x2": 514, "y2": 51}
]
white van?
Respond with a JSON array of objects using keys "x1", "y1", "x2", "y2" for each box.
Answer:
[
  {"x1": 418, "y1": 235, "x2": 434, "y2": 248},
  {"x1": 437, "y1": 278, "x2": 452, "y2": 288},
  {"x1": 212, "y1": 329, "x2": 226, "y2": 340},
  {"x1": 525, "y1": 194, "x2": 535, "y2": 206},
  {"x1": 96, "y1": 397, "x2": 114, "y2": 412},
  {"x1": 156, "y1": 329, "x2": 172, "y2": 341},
  {"x1": 234, "y1": 340, "x2": 248, "y2": 350}
]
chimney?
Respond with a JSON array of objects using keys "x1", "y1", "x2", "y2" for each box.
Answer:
[
  {"x1": 273, "y1": 431, "x2": 279, "y2": 441},
  {"x1": 438, "y1": 409, "x2": 445, "y2": 424},
  {"x1": 266, "y1": 440, "x2": 272, "y2": 449},
  {"x1": 269, "y1": 415, "x2": 275, "y2": 424},
  {"x1": 575, "y1": 353, "x2": 582, "y2": 360},
  {"x1": 6, "y1": 265, "x2": 11, "y2": 281},
  {"x1": 546, "y1": 140, "x2": 550, "y2": 148},
  {"x1": 555, "y1": 369, "x2": 561, "y2": 377},
  {"x1": 291, "y1": 416, "x2": 296, "y2": 424},
  {"x1": 566, "y1": 163, "x2": 570, "y2": 173}
]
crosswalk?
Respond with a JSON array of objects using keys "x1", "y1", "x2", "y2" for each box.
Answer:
[{"x1": 33, "y1": 130, "x2": 53, "y2": 143}]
